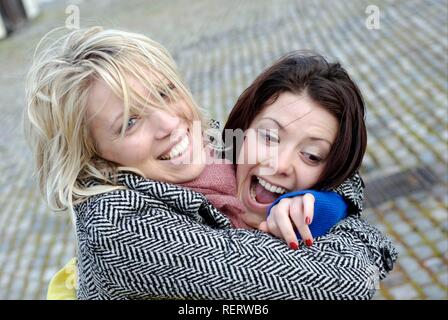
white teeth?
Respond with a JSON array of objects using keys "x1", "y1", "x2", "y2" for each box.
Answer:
[
  {"x1": 256, "y1": 176, "x2": 287, "y2": 194},
  {"x1": 159, "y1": 135, "x2": 189, "y2": 160}
]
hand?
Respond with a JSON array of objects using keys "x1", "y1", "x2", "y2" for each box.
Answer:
[{"x1": 259, "y1": 193, "x2": 315, "y2": 250}]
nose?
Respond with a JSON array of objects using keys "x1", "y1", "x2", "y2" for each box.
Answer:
[
  {"x1": 153, "y1": 110, "x2": 180, "y2": 139},
  {"x1": 272, "y1": 147, "x2": 295, "y2": 177}
]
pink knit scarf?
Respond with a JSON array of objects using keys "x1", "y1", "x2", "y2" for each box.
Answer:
[{"x1": 179, "y1": 158, "x2": 251, "y2": 229}]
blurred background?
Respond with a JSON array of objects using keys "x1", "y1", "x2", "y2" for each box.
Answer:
[{"x1": 0, "y1": 0, "x2": 446, "y2": 300}]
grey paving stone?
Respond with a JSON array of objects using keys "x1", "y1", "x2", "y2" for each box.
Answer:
[
  {"x1": 389, "y1": 284, "x2": 420, "y2": 300},
  {"x1": 384, "y1": 212, "x2": 403, "y2": 225},
  {"x1": 403, "y1": 232, "x2": 423, "y2": 246},
  {"x1": 410, "y1": 269, "x2": 433, "y2": 286},
  {"x1": 382, "y1": 270, "x2": 405, "y2": 287},
  {"x1": 426, "y1": 228, "x2": 445, "y2": 242},
  {"x1": 438, "y1": 271, "x2": 448, "y2": 287},
  {"x1": 423, "y1": 257, "x2": 446, "y2": 274},
  {"x1": 413, "y1": 244, "x2": 435, "y2": 260},
  {"x1": 442, "y1": 220, "x2": 448, "y2": 233},
  {"x1": 431, "y1": 208, "x2": 447, "y2": 222},
  {"x1": 423, "y1": 284, "x2": 448, "y2": 300},
  {"x1": 399, "y1": 256, "x2": 421, "y2": 274},
  {"x1": 435, "y1": 239, "x2": 448, "y2": 254},
  {"x1": 414, "y1": 218, "x2": 436, "y2": 232},
  {"x1": 394, "y1": 222, "x2": 413, "y2": 235},
  {"x1": 393, "y1": 243, "x2": 406, "y2": 256},
  {"x1": 394, "y1": 198, "x2": 412, "y2": 209},
  {"x1": 401, "y1": 208, "x2": 421, "y2": 220}
]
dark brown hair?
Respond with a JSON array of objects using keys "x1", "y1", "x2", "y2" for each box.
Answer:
[{"x1": 223, "y1": 51, "x2": 367, "y2": 190}]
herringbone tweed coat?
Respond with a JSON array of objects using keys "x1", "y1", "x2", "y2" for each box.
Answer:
[{"x1": 75, "y1": 171, "x2": 397, "y2": 299}]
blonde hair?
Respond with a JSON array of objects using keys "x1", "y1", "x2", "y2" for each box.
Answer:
[{"x1": 24, "y1": 27, "x2": 205, "y2": 216}]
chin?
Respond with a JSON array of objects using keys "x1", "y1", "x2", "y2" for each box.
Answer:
[{"x1": 175, "y1": 162, "x2": 206, "y2": 183}]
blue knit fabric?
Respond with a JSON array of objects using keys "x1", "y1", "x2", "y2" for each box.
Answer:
[{"x1": 267, "y1": 190, "x2": 348, "y2": 240}]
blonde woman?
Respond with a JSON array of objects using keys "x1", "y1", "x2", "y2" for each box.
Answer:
[{"x1": 25, "y1": 27, "x2": 396, "y2": 299}]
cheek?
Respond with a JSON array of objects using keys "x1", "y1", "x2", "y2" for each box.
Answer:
[
  {"x1": 236, "y1": 138, "x2": 258, "y2": 181},
  {"x1": 297, "y1": 164, "x2": 326, "y2": 189},
  {"x1": 103, "y1": 133, "x2": 153, "y2": 165},
  {"x1": 236, "y1": 163, "x2": 251, "y2": 186},
  {"x1": 238, "y1": 133, "x2": 270, "y2": 166},
  {"x1": 236, "y1": 137, "x2": 249, "y2": 165},
  {"x1": 235, "y1": 163, "x2": 254, "y2": 200}
]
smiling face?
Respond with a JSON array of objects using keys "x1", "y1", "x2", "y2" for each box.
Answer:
[
  {"x1": 235, "y1": 91, "x2": 338, "y2": 228},
  {"x1": 86, "y1": 76, "x2": 206, "y2": 184}
]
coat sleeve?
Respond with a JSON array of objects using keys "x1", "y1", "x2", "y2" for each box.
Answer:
[
  {"x1": 331, "y1": 171, "x2": 365, "y2": 216},
  {"x1": 77, "y1": 190, "x2": 396, "y2": 300}
]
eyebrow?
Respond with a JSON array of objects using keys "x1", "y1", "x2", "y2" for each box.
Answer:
[
  {"x1": 259, "y1": 117, "x2": 285, "y2": 130},
  {"x1": 307, "y1": 137, "x2": 332, "y2": 146},
  {"x1": 259, "y1": 117, "x2": 332, "y2": 145}
]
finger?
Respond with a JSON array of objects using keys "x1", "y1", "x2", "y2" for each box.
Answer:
[
  {"x1": 272, "y1": 199, "x2": 298, "y2": 249},
  {"x1": 289, "y1": 198, "x2": 314, "y2": 246},
  {"x1": 275, "y1": 204, "x2": 299, "y2": 250},
  {"x1": 303, "y1": 193, "x2": 315, "y2": 225},
  {"x1": 289, "y1": 197, "x2": 303, "y2": 230},
  {"x1": 297, "y1": 224, "x2": 314, "y2": 247},
  {"x1": 266, "y1": 206, "x2": 281, "y2": 237},
  {"x1": 268, "y1": 199, "x2": 290, "y2": 239}
]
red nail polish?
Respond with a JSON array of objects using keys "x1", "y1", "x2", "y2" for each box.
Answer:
[
  {"x1": 289, "y1": 242, "x2": 298, "y2": 250},
  {"x1": 305, "y1": 239, "x2": 313, "y2": 247},
  {"x1": 305, "y1": 217, "x2": 311, "y2": 225}
]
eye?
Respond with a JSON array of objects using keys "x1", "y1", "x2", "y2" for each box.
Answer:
[
  {"x1": 159, "y1": 83, "x2": 176, "y2": 100},
  {"x1": 159, "y1": 91, "x2": 168, "y2": 99},
  {"x1": 118, "y1": 116, "x2": 140, "y2": 134},
  {"x1": 127, "y1": 117, "x2": 138, "y2": 129},
  {"x1": 301, "y1": 152, "x2": 322, "y2": 164},
  {"x1": 257, "y1": 129, "x2": 279, "y2": 145}
]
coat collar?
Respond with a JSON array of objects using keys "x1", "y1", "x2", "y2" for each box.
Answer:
[{"x1": 98, "y1": 170, "x2": 232, "y2": 229}]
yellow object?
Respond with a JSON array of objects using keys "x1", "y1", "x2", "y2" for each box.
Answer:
[{"x1": 47, "y1": 257, "x2": 78, "y2": 300}]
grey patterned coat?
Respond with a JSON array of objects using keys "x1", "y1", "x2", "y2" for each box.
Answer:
[{"x1": 75, "y1": 171, "x2": 397, "y2": 300}]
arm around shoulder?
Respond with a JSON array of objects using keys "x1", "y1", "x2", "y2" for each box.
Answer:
[{"x1": 76, "y1": 188, "x2": 393, "y2": 300}]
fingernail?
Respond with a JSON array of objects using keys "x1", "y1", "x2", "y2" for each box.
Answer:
[
  {"x1": 305, "y1": 239, "x2": 313, "y2": 247},
  {"x1": 305, "y1": 217, "x2": 311, "y2": 225},
  {"x1": 289, "y1": 242, "x2": 298, "y2": 250}
]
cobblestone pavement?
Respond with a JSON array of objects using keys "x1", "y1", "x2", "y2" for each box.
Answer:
[{"x1": 0, "y1": 0, "x2": 447, "y2": 299}]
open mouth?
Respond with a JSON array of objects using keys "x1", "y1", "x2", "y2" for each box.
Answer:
[
  {"x1": 158, "y1": 131, "x2": 190, "y2": 161},
  {"x1": 249, "y1": 175, "x2": 288, "y2": 204}
]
